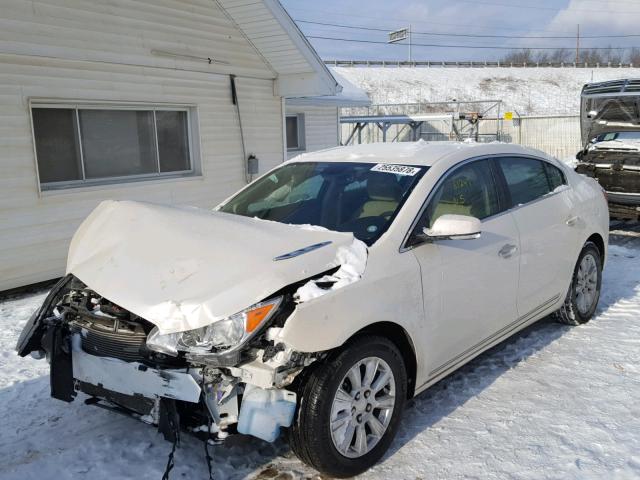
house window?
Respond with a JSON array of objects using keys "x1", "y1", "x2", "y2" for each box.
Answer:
[
  {"x1": 31, "y1": 104, "x2": 197, "y2": 190},
  {"x1": 286, "y1": 114, "x2": 305, "y2": 151}
]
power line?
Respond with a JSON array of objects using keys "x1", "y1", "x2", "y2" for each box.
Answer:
[
  {"x1": 285, "y1": 5, "x2": 572, "y2": 35},
  {"x1": 297, "y1": 19, "x2": 640, "y2": 40},
  {"x1": 306, "y1": 35, "x2": 637, "y2": 51}
]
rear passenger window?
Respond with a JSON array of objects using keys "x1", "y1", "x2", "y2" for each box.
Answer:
[
  {"x1": 424, "y1": 160, "x2": 500, "y2": 227},
  {"x1": 544, "y1": 163, "x2": 566, "y2": 191},
  {"x1": 499, "y1": 157, "x2": 551, "y2": 206}
]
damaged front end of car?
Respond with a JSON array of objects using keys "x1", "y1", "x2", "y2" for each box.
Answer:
[
  {"x1": 15, "y1": 200, "x2": 369, "y2": 446},
  {"x1": 16, "y1": 274, "x2": 323, "y2": 444}
]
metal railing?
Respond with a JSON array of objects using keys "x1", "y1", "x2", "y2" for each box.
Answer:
[{"x1": 326, "y1": 60, "x2": 636, "y2": 68}]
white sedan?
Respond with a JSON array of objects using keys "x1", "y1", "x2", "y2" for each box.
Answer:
[{"x1": 17, "y1": 141, "x2": 608, "y2": 478}]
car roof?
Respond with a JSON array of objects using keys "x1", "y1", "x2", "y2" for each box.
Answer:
[{"x1": 289, "y1": 141, "x2": 553, "y2": 168}]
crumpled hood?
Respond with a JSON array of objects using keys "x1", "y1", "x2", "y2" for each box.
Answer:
[{"x1": 67, "y1": 200, "x2": 361, "y2": 334}]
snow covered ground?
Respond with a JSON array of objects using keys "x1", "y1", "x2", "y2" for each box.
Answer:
[
  {"x1": 333, "y1": 67, "x2": 640, "y2": 116},
  {"x1": 1, "y1": 241, "x2": 640, "y2": 479}
]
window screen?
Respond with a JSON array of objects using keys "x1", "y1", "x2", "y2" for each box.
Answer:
[
  {"x1": 32, "y1": 106, "x2": 193, "y2": 189},
  {"x1": 79, "y1": 110, "x2": 157, "y2": 179},
  {"x1": 156, "y1": 110, "x2": 191, "y2": 172},
  {"x1": 32, "y1": 108, "x2": 83, "y2": 183},
  {"x1": 286, "y1": 116, "x2": 299, "y2": 150},
  {"x1": 286, "y1": 114, "x2": 305, "y2": 151},
  {"x1": 425, "y1": 160, "x2": 500, "y2": 228},
  {"x1": 499, "y1": 157, "x2": 552, "y2": 206}
]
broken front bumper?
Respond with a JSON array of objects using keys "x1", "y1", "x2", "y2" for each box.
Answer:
[
  {"x1": 17, "y1": 277, "x2": 301, "y2": 443},
  {"x1": 70, "y1": 334, "x2": 202, "y2": 403},
  {"x1": 57, "y1": 333, "x2": 296, "y2": 443},
  {"x1": 576, "y1": 162, "x2": 640, "y2": 219}
]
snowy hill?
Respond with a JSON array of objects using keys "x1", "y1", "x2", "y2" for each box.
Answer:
[{"x1": 332, "y1": 67, "x2": 640, "y2": 116}]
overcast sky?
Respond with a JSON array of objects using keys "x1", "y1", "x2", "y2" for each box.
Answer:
[{"x1": 280, "y1": 0, "x2": 640, "y2": 61}]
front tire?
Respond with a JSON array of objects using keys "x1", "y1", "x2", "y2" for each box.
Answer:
[
  {"x1": 555, "y1": 241, "x2": 602, "y2": 325},
  {"x1": 289, "y1": 335, "x2": 407, "y2": 478}
]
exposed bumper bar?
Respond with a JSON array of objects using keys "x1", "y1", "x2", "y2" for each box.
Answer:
[
  {"x1": 71, "y1": 335, "x2": 202, "y2": 403},
  {"x1": 607, "y1": 191, "x2": 640, "y2": 206}
]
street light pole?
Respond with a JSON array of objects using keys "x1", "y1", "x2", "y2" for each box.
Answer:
[{"x1": 576, "y1": 24, "x2": 580, "y2": 63}]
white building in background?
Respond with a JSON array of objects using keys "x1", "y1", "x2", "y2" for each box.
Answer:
[
  {"x1": 0, "y1": 0, "x2": 339, "y2": 292},
  {"x1": 285, "y1": 70, "x2": 370, "y2": 159}
]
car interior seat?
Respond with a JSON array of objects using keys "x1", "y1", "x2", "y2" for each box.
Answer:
[{"x1": 354, "y1": 175, "x2": 402, "y2": 219}]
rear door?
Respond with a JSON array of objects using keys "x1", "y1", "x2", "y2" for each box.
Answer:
[{"x1": 495, "y1": 156, "x2": 580, "y2": 317}]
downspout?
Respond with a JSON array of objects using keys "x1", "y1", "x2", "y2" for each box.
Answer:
[
  {"x1": 282, "y1": 96, "x2": 287, "y2": 163},
  {"x1": 230, "y1": 74, "x2": 251, "y2": 184}
]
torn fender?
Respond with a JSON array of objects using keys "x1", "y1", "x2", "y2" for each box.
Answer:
[{"x1": 66, "y1": 200, "x2": 359, "y2": 334}]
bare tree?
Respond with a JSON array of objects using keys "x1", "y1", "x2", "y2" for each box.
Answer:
[
  {"x1": 499, "y1": 48, "x2": 574, "y2": 65},
  {"x1": 628, "y1": 47, "x2": 640, "y2": 66},
  {"x1": 500, "y1": 49, "x2": 535, "y2": 64},
  {"x1": 578, "y1": 48, "x2": 603, "y2": 64},
  {"x1": 497, "y1": 46, "x2": 631, "y2": 65},
  {"x1": 548, "y1": 49, "x2": 572, "y2": 63}
]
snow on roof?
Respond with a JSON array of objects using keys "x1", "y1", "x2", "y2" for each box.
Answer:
[
  {"x1": 289, "y1": 140, "x2": 540, "y2": 166},
  {"x1": 285, "y1": 68, "x2": 370, "y2": 107}
]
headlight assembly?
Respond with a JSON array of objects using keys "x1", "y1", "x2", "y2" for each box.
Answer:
[{"x1": 146, "y1": 296, "x2": 283, "y2": 355}]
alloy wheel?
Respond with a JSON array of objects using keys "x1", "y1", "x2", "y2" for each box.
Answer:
[
  {"x1": 575, "y1": 253, "x2": 598, "y2": 315},
  {"x1": 329, "y1": 356, "x2": 396, "y2": 458}
]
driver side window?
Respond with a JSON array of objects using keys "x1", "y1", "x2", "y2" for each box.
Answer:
[{"x1": 423, "y1": 160, "x2": 500, "y2": 228}]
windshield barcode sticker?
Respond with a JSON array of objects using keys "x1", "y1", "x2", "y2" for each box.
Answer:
[{"x1": 370, "y1": 164, "x2": 421, "y2": 176}]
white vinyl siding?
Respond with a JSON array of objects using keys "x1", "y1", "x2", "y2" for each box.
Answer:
[
  {"x1": 285, "y1": 105, "x2": 339, "y2": 159},
  {"x1": 0, "y1": 0, "x2": 286, "y2": 291}
]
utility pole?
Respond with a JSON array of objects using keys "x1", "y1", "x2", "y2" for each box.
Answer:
[
  {"x1": 576, "y1": 24, "x2": 580, "y2": 63},
  {"x1": 409, "y1": 24, "x2": 412, "y2": 63}
]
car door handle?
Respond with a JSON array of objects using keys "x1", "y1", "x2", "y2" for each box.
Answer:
[
  {"x1": 566, "y1": 215, "x2": 580, "y2": 227},
  {"x1": 498, "y1": 244, "x2": 518, "y2": 258}
]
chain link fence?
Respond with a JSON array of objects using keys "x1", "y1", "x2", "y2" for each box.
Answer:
[{"x1": 340, "y1": 103, "x2": 581, "y2": 161}]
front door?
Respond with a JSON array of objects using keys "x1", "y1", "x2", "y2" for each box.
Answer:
[{"x1": 409, "y1": 158, "x2": 520, "y2": 381}]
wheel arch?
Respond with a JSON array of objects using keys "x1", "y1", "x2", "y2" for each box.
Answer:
[
  {"x1": 586, "y1": 232, "x2": 605, "y2": 264},
  {"x1": 345, "y1": 321, "x2": 418, "y2": 399}
]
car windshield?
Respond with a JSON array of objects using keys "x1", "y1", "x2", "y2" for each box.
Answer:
[
  {"x1": 219, "y1": 162, "x2": 426, "y2": 244},
  {"x1": 593, "y1": 131, "x2": 640, "y2": 143}
]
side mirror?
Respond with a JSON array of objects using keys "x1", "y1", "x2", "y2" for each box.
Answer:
[{"x1": 422, "y1": 214, "x2": 481, "y2": 241}]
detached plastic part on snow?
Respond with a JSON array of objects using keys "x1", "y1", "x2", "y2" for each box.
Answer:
[{"x1": 237, "y1": 385, "x2": 297, "y2": 442}]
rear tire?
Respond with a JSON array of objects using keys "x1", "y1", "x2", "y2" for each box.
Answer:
[
  {"x1": 555, "y1": 241, "x2": 602, "y2": 325},
  {"x1": 289, "y1": 335, "x2": 407, "y2": 478}
]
